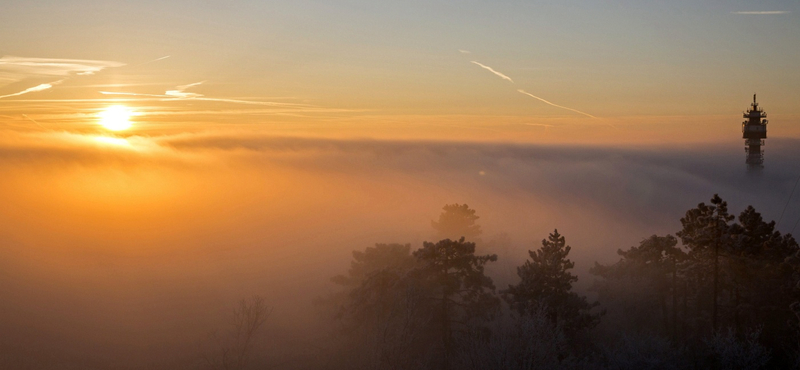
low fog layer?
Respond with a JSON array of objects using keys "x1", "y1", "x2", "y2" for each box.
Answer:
[{"x1": 1, "y1": 132, "x2": 799, "y2": 368}]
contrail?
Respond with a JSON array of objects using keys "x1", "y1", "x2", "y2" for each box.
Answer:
[
  {"x1": 471, "y1": 61, "x2": 514, "y2": 83},
  {"x1": 135, "y1": 55, "x2": 171, "y2": 66},
  {"x1": 732, "y1": 11, "x2": 789, "y2": 15},
  {"x1": 0, "y1": 56, "x2": 125, "y2": 77},
  {"x1": 99, "y1": 90, "x2": 312, "y2": 107},
  {"x1": 517, "y1": 89, "x2": 597, "y2": 119},
  {"x1": 22, "y1": 114, "x2": 45, "y2": 128},
  {"x1": 0, "y1": 80, "x2": 63, "y2": 99}
]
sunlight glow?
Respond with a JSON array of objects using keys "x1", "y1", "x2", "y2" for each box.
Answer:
[
  {"x1": 98, "y1": 105, "x2": 134, "y2": 131},
  {"x1": 93, "y1": 136, "x2": 131, "y2": 147}
]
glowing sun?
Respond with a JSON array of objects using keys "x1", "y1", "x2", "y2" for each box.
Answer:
[{"x1": 98, "y1": 105, "x2": 134, "y2": 131}]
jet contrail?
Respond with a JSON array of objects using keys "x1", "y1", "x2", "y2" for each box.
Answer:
[
  {"x1": 140, "y1": 55, "x2": 171, "y2": 66},
  {"x1": 99, "y1": 90, "x2": 311, "y2": 107},
  {"x1": 22, "y1": 114, "x2": 44, "y2": 128},
  {"x1": 471, "y1": 61, "x2": 514, "y2": 83},
  {"x1": 0, "y1": 80, "x2": 63, "y2": 99},
  {"x1": 517, "y1": 89, "x2": 597, "y2": 119},
  {"x1": 732, "y1": 11, "x2": 789, "y2": 15}
]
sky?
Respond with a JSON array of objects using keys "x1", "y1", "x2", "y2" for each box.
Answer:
[
  {"x1": 0, "y1": 1, "x2": 799, "y2": 368},
  {"x1": 0, "y1": 0, "x2": 798, "y2": 141}
]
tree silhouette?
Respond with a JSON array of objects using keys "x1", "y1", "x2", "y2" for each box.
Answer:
[
  {"x1": 331, "y1": 243, "x2": 417, "y2": 288},
  {"x1": 591, "y1": 235, "x2": 686, "y2": 340},
  {"x1": 201, "y1": 296, "x2": 271, "y2": 370},
  {"x1": 431, "y1": 204, "x2": 482, "y2": 241},
  {"x1": 329, "y1": 243, "x2": 431, "y2": 368},
  {"x1": 412, "y1": 237, "x2": 499, "y2": 370},
  {"x1": 503, "y1": 229, "x2": 600, "y2": 338},
  {"x1": 677, "y1": 194, "x2": 734, "y2": 334},
  {"x1": 727, "y1": 206, "x2": 799, "y2": 363}
]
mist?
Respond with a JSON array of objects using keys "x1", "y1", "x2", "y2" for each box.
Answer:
[{"x1": 1, "y1": 130, "x2": 799, "y2": 368}]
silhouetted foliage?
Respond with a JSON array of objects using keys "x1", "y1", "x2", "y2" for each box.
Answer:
[
  {"x1": 454, "y1": 304, "x2": 575, "y2": 370},
  {"x1": 331, "y1": 243, "x2": 417, "y2": 288},
  {"x1": 431, "y1": 204, "x2": 482, "y2": 241},
  {"x1": 702, "y1": 328, "x2": 771, "y2": 370},
  {"x1": 200, "y1": 295, "x2": 271, "y2": 370},
  {"x1": 412, "y1": 237, "x2": 499, "y2": 370},
  {"x1": 602, "y1": 333, "x2": 687, "y2": 370},
  {"x1": 328, "y1": 243, "x2": 431, "y2": 369},
  {"x1": 503, "y1": 229, "x2": 600, "y2": 338},
  {"x1": 591, "y1": 235, "x2": 686, "y2": 339},
  {"x1": 676, "y1": 194, "x2": 735, "y2": 335},
  {"x1": 319, "y1": 197, "x2": 800, "y2": 370}
]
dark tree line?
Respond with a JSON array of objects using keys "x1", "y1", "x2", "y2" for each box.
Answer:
[{"x1": 325, "y1": 197, "x2": 800, "y2": 370}]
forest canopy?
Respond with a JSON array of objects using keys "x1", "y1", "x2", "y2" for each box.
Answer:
[{"x1": 323, "y1": 197, "x2": 800, "y2": 370}]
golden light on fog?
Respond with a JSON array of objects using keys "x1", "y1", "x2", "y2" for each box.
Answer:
[
  {"x1": 93, "y1": 136, "x2": 131, "y2": 146},
  {"x1": 98, "y1": 105, "x2": 134, "y2": 131}
]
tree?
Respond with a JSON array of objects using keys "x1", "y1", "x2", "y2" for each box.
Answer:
[
  {"x1": 503, "y1": 229, "x2": 600, "y2": 338},
  {"x1": 726, "y1": 206, "x2": 799, "y2": 364},
  {"x1": 331, "y1": 243, "x2": 417, "y2": 289},
  {"x1": 328, "y1": 243, "x2": 430, "y2": 369},
  {"x1": 454, "y1": 305, "x2": 573, "y2": 370},
  {"x1": 431, "y1": 204, "x2": 482, "y2": 241},
  {"x1": 591, "y1": 235, "x2": 686, "y2": 340},
  {"x1": 201, "y1": 296, "x2": 272, "y2": 370},
  {"x1": 676, "y1": 194, "x2": 735, "y2": 334},
  {"x1": 412, "y1": 237, "x2": 499, "y2": 370}
]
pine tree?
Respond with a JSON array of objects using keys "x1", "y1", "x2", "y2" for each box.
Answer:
[
  {"x1": 328, "y1": 243, "x2": 430, "y2": 368},
  {"x1": 503, "y1": 229, "x2": 600, "y2": 337},
  {"x1": 676, "y1": 194, "x2": 734, "y2": 334},
  {"x1": 331, "y1": 243, "x2": 417, "y2": 288},
  {"x1": 431, "y1": 204, "x2": 482, "y2": 241},
  {"x1": 590, "y1": 235, "x2": 686, "y2": 340},
  {"x1": 412, "y1": 237, "x2": 499, "y2": 370}
]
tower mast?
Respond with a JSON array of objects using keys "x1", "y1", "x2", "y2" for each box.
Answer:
[{"x1": 742, "y1": 94, "x2": 768, "y2": 169}]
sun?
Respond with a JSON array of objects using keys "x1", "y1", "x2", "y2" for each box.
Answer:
[{"x1": 98, "y1": 105, "x2": 134, "y2": 131}]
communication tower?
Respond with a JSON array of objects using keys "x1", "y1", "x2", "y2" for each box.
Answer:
[{"x1": 743, "y1": 94, "x2": 768, "y2": 169}]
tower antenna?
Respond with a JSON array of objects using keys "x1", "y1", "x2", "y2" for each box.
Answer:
[{"x1": 742, "y1": 94, "x2": 768, "y2": 169}]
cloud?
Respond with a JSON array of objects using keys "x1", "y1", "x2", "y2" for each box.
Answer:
[
  {"x1": 99, "y1": 90, "x2": 315, "y2": 108},
  {"x1": 459, "y1": 49, "x2": 471, "y2": 54},
  {"x1": 0, "y1": 56, "x2": 125, "y2": 98},
  {"x1": 0, "y1": 80, "x2": 63, "y2": 99},
  {"x1": 517, "y1": 89, "x2": 597, "y2": 119},
  {"x1": 470, "y1": 61, "x2": 514, "y2": 83},
  {"x1": 137, "y1": 134, "x2": 800, "y2": 230},
  {"x1": 732, "y1": 11, "x2": 790, "y2": 15},
  {"x1": 100, "y1": 83, "x2": 320, "y2": 109},
  {"x1": 0, "y1": 56, "x2": 125, "y2": 79},
  {"x1": 3, "y1": 131, "x2": 800, "y2": 367},
  {"x1": 165, "y1": 81, "x2": 205, "y2": 99},
  {"x1": 9, "y1": 131, "x2": 793, "y2": 232}
]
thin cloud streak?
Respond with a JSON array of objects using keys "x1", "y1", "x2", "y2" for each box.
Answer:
[
  {"x1": 471, "y1": 61, "x2": 514, "y2": 83},
  {"x1": 459, "y1": 49, "x2": 471, "y2": 54},
  {"x1": 21, "y1": 114, "x2": 45, "y2": 128},
  {"x1": 0, "y1": 80, "x2": 63, "y2": 99},
  {"x1": 149, "y1": 56, "x2": 171, "y2": 63},
  {"x1": 165, "y1": 81, "x2": 205, "y2": 98},
  {"x1": 0, "y1": 56, "x2": 125, "y2": 78},
  {"x1": 99, "y1": 91, "x2": 313, "y2": 108},
  {"x1": 517, "y1": 89, "x2": 597, "y2": 119},
  {"x1": 732, "y1": 11, "x2": 790, "y2": 14}
]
